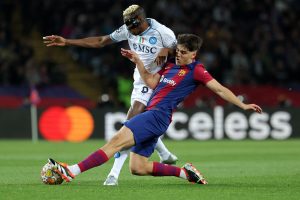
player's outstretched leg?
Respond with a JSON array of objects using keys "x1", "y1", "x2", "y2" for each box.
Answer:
[
  {"x1": 130, "y1": 153, "x2": 207, "y2": 184},
  {"x1": 155, "y1": 137, "x2": 178, "y2": 164},
  {"x1": 48, "y1": 148, "x2": 109, "y2": 182},
  {"x1": 103, "y1": 149, "x2": 130, "y2": 186}
]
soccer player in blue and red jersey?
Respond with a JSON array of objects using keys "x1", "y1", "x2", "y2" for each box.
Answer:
[{"x1": 48, "y1": 34, "x2": 262, "y2": 185}]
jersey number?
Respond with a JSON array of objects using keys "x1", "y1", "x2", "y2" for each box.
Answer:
[{"x1": 141, "y1": 86, "x2": 149, "y2": 94}]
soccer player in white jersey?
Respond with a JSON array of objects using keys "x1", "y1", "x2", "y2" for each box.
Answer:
[{"x1": 43, "y1": 4, "x2": 178, "y2": 186}]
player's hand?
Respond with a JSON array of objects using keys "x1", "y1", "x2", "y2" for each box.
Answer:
[
  {"x1": 155, "y1": 48, "x2": 169, "y2": 65},
  {"x1": 43, "y1": 35, "x2": 66, "y2": 47},
  {"x1": 154, "y1": 56, "x2": 167, "y2": 66},
  {"x1": 243, "y1": 104, "x2": 262, "y2": 113},
  {"x1": 121, "y1": 48, "x2": 141, "y2": 64}
]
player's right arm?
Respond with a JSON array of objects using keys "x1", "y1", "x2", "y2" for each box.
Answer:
[
  {"x1": 194, "y1": 64, "x2": 262, "y2": 113},
  {"x1": 121, "y1": 48, "x2": 161, "y2": 89},
  {"x1": 43, "y1": 35, "x2": 113, "y2": 48}
]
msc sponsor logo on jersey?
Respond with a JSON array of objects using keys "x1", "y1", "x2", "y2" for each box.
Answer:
[
  {"x1": 178, "y1": 69, "x2": 186, "y2": 76},
  {"x1": 132, "y1": 43, "x2": 157, "y2": 54},
  {"x1": 159, "y1": 75, "x2": 176, "y2": 86},
  {"x1": 149, "y1": 37, "x2": 157, "y2": 44}
]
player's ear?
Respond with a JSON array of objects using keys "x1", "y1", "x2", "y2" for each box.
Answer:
[{"x1": 192, "y1": 52, "x2": 197, "y2": 59}]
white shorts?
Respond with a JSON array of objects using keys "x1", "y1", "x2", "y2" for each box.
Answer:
[
  {"x1": 131, "y1": 66, "x2": 160, "y2": 106},
  {"x1": 130, "y1": 83, "x2": 153, "y2": 106}
]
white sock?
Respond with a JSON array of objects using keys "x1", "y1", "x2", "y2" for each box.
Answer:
[
  {"x1": 68, "y1": 164, "x2": 81, "y2": 176},
  {"x1": 179, "y1": 169, "x2": 187, "y2": 180},
  {"x1": 107, "y1": 149, "x2": 130, "y2": 178},
  {"x1": 155, "y1": 137, "x2": 171, "y2": 160}
]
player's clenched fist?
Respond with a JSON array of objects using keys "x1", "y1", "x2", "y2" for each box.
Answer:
[{"x1": 43, "y1": 35, "x2": 66, "y2": 47}]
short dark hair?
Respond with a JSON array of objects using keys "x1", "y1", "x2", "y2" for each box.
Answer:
[{"x1": 177, "y1": 34, "x2": 203, "y2": 52}]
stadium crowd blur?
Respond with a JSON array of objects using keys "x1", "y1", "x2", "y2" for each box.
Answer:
[
  {"x1": 0, "y1": 1, "x2": 67, "y2": 87},
  {"x1": 1, "y1": 0, "x2": 300, "y2": 108}
]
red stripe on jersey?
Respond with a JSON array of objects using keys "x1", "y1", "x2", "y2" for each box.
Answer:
[{"x1": 148, "y1": 66, "x2": 190, "y2": 109}]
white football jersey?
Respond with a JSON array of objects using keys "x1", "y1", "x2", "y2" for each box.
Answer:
[
  {"x1": 110, "y1": 18, "x2": 176, "y2": 74},
  {"x1": 110, "y1": 18, "x2": 176, "y2": 106}
]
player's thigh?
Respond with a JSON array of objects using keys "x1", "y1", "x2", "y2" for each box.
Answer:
[
  {"x1": 101, "y1": 126, "x2": 135, "y2": 157},
  {"x1": 128, "y1": 84, "x2": 152, "y2": 119},
  {"x1": 109, "y1": 126, "x2": 135, "y2": 148}
]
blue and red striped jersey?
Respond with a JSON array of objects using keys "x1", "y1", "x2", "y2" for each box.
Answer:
[{"x1": 146, "y1": 60, "x2": 213, "y2": 114}]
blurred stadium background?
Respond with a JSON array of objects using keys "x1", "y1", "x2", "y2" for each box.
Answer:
[{"x1": 0, "y1": 0, "x2": 300, "y2": 141}]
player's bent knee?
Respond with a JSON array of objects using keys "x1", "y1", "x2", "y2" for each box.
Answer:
[
  {"x1": 129, "y1": 159, "x2": 149, "y2": 175},
  {"x1": 130, "y1": 165, "x2": 147, "y2": 176}
]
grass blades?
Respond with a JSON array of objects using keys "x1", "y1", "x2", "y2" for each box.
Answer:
[{"x1": 0, "y1": 139, "x2": 299, "y2": 200}]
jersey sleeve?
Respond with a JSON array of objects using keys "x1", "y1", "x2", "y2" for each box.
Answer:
[
  {"x1": 109, "y1": 24, "x2": 128, "y2": 42},
  {"x1": 160, "y1": 26, "x2": 177, "y2": 49},
  {"x1": 194, "y1": 64, "x2": 213, "y2": 84}
]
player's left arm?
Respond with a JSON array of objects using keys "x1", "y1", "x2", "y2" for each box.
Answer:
[
  {"x1": 205, "y1": 79, "x2": 262, "y2": 113},
  {"x1": 121, "y1": 48, "x2": 161, "y2": 89}
]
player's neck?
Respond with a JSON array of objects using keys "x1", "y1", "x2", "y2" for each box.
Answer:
[
  {"x1": 138, "y1": 22, "x2": 150, "y2": 36},
  {"x1": 140, "y1": 21, "x2": 149, "y2": 31}
]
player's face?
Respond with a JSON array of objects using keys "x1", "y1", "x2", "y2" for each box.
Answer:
[
  {"x1": 175, "y1": 44, "x2": 196, "y2": 65},
  {"x1": 128, "y1": 26, "x2": 143, "y2": 35},
  {"x1": 124, "y1": 15, "x2": 143, "y2": 35}
]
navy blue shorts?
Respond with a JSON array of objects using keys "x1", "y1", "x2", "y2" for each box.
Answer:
[{"x1": 124, "y1": 110, "x2": 171, "y2": 157}]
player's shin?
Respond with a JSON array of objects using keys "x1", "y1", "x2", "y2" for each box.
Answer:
[
  {"x1": 108, "y1": 149, "x2": 130, "y2": 178},
  {"x1": 77, "y1": 149, "x2": 109, "y2": 173},
  {"x1": 151, "y1": 162, "x2": 182, "y2": 177}
]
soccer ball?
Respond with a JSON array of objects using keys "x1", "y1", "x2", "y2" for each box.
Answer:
[{"x1": 40, "y1": 162, "x2": 64, "y2": 185}]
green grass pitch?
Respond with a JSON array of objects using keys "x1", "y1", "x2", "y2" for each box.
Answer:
[{"x1": 0, "y1": 139, "x2": 299, "y2": 200}]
